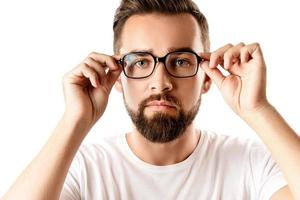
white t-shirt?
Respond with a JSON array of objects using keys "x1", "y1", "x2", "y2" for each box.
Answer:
[{"x1": 60, "y1": 130, "x2": 287, "y2": 200}]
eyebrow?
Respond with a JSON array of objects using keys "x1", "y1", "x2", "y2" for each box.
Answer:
[{"x1": 126, "y1": 47, "x2": 197, "y2": 55}]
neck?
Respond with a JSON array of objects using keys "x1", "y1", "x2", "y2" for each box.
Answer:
[{"x1": 126, "y1": 124, "x2": 200, "y2": 166}]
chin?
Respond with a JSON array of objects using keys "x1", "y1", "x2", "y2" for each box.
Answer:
[{"x1": 144, "y1": 109, "x2": 179, "y2": 119}]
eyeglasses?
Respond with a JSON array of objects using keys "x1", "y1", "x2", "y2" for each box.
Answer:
[{"x1": 118, "y1": 50, "x2": 203, "y2": 79}]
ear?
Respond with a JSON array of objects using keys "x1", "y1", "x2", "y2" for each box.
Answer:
[
  {"x1": 114, "y1": 75, "x2": 123, "y2": 93},
  {"x1": 201, "y1": 74, "x2": 212, "y2": 94}
]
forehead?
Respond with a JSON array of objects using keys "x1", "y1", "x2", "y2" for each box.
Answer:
[{"x1": 120, "y1": 13, "x2": 203, "y2": 56}]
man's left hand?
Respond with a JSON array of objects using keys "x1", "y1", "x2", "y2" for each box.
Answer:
[{"x1": 200, "y1": 42, "x2": 270, "y2": 118}]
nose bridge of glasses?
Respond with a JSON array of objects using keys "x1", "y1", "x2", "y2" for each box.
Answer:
[
  {"x1": 153, "y1": 55, "x2": 170, "y2": 75},
  {"x1": 156, "y1": 56, "x2": 166, "y2": 64},
  {"x1": 149, "y1": 55, "x2": 173, "y2": 92}
]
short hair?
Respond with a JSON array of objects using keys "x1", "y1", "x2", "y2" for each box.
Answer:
[{"x1": 113, "y1": 0, "x2": 210, "y2": 54}]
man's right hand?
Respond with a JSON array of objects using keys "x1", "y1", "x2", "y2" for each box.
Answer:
[
  {"x1": 1, "y1": 52, "x2": 122, "y2": 200},
  {"x1": 62, "y1": 52, "x2": 122, "y2": 128}
]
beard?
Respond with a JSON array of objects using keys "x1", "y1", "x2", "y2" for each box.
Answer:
[{"x1": 124, "y1": 93, "x2": 201, "y2": 143}]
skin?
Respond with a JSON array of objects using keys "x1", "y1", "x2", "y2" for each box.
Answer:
[
  {"x1": 115, "y1": 13, "x2": 211, "y2": 165},
  {"x1": 2, "y1": 13, "x2": 299, "y2": 200}
]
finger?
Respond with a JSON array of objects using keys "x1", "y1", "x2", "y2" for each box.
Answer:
[
  {"x1": 112, "y1": 54, "x2": 122, "y2": 60},
  {"x1": 223, "y1": 42, "x2": 245, "y2": 70},
  {"x1": 240, "y1": 43, "x2": 265, "y2": 67},
  {"x1": 112, "y1": 54, "x2": 123, "y2": 70},
  {"x1": 88, "y1": 52, "x2": 120, "y2": 71},
  {"x1": 73, "y1": 63, "x2": 100, "y2": 88},
  {"x1": 199, "y1": 52, "x2": 211, "y2": 61},
  {"x1": 84, "y1": 57, "x2": 106, "y2": 85},
  {"x1": 105, "y1": 67, "x2": 122, "y2": 91},
  {"x1": 209, "y1": 43, "x2": 233, "y2": 68},
  {"x1": 240, "y1": 45, "x2": 250, "y2": 63},
  {"x1": 100, "y1": 55, "x2": 125, "y2": 92},
  {"x1": 84, "y1": 57, "x2": 121, "y2": 92},
  {"x1": 244, "y1": 43, "x2": 263, "y2": 61},
  {"x1": 200, "y1": 61, "x2": 225, "y2": 89}
]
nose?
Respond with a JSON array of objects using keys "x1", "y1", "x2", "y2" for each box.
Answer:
[{"x1": 149, "y1": 62, "x2": 173, "y2": 93}]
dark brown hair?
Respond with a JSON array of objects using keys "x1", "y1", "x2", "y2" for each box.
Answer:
[{"x1": 113, "y1": 0, "x2": 210, "y2": 54}]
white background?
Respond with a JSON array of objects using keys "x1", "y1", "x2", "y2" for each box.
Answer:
[{"x1": 0, "y1": 0, "x2": 299, "y2": 196}]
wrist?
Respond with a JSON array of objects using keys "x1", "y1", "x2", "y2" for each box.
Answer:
[
  {"x1": 239, "y1": 101, "x2": 275, "y2": 123},
  {"x1": 60, "y1": 112, "x2": 94, "y2": 137}
]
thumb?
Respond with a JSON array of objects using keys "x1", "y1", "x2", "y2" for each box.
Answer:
[
  {"x1": 104, "y1": 54, "x2": 122, "y2": 92},
  {"x1": 105, "y1": 66, "x2": 122, "y2": 91},
  {"x1": 200, "y1": 60, "x2": 225, "y2": 89}
]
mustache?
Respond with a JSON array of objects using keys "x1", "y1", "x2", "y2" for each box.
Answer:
[{"x1": 139, "y1": 93, "x2": 182, "y2": 109}]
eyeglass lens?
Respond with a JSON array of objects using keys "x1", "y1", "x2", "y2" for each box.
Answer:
[{"x1": 123, "y1": 52, "x2": 198, "y2": 78}]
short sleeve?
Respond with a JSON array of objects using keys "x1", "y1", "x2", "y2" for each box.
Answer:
[
  {"x1": 249, "y1": 143, "x2": 288, "y2": 200},
  {"x1": 59, "y1": 153, "x2": 81, "y2": 200}
]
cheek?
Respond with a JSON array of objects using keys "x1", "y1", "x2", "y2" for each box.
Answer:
[
  {"x1": 176, "y1": 78, "x2": 203, "y2": 110},
  {"x1": 122, "y1": 77, "x2": 146, "y2": 110}
]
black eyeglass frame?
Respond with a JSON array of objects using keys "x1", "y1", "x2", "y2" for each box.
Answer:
[{"x1": 118, "y1": 50, "x2": 203, "y2": 79}]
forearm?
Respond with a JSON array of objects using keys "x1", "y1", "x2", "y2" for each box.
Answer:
[
  {"x1": 2, "y1": 114, "x2": 91, "y2": 200},
  {"x1": 243, "y1": 104, "x2": 300, "y2": 199}
]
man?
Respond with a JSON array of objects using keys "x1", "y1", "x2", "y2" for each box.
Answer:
[{"x1": 2, "y1": 0, "x2": 299, "y2": 199}]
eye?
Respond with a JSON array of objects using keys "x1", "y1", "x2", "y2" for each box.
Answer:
[
  {"x1": 174, "y1": 59, "x2": 190, "y2": 67},
  {"x1": 133, "y1": 59, "x2": 149, "y2": 68}
]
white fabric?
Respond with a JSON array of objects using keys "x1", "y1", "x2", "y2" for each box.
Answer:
[{"x1": 60, "y1": 130, "x2": 287, "y2": 200}]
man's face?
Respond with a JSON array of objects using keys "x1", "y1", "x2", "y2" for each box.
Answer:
[{"x1": 116, "y1": 13, "x2": 210, "y2": 143}]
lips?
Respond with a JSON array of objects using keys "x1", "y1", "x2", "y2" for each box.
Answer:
[{"x1": 146, "y1": 100, "x2": 177, "y2": 108}]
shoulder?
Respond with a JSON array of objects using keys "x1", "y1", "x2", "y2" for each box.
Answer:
[
  {"x1": 201, "y1": 130, "x2": 266, "y2": 159},
  {"x1": 203, "y1": 130, "x2": 262, "y2": 148},
  {"x1": 74, "y1": 134, "x2": 126, "y2": 165}
]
